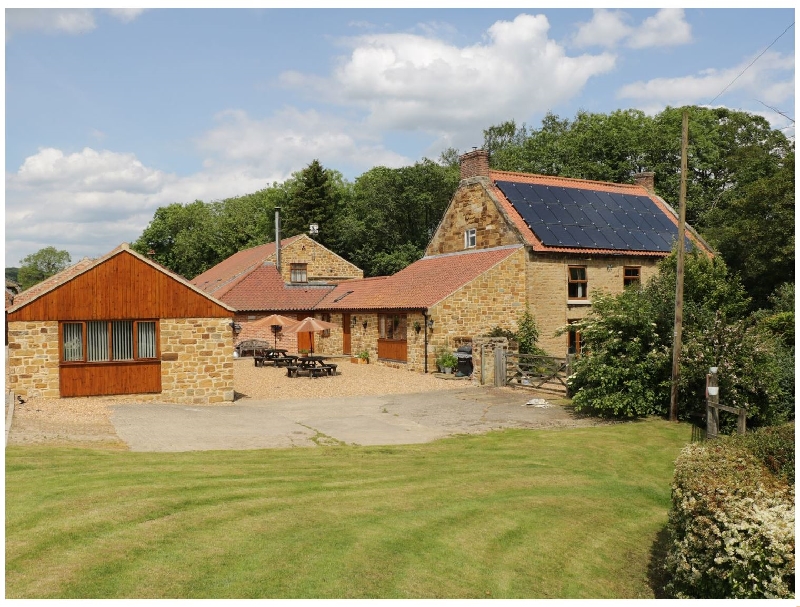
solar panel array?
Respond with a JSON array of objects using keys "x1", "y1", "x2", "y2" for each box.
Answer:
[{"x1": 495, "y1": 180, "x2": 691, "y2": 252}]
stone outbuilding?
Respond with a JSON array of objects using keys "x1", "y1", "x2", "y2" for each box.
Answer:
[
  {"x1": 6, "y1": 243, "x2": 236, "y2": 404},
  {"x1": 191, "y1": 234, "x2": 363, "y2": 352}
]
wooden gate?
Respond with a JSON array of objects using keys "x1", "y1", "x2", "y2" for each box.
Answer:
[{"x1": 495, "y1": 349, "x2": 571, "y2": 395}]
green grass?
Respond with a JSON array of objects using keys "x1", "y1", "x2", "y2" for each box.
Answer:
[{"x1": 6, "y1": 419, "x2": 690, "y2": 598}]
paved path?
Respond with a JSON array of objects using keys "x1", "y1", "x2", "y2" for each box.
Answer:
[{"x1": 110, "y1": 387, "x2": 598, "y2": 452}]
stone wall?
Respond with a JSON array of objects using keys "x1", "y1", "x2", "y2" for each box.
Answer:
[
  {"x1": 159, "y1": 317, "x2": 234, "y2": 404},
  {"x1": 526, "y1": 252, "x2": 662, "y2": 356},
  {"x1": 273, "y1": 235, "x2": 362, "y2": 283},
  {"x1": 426, "y1": 180, "x2": 521, "y2": 256},
  {"x1": 7, "y1": 318, "x2": 234, "y2": 403},
  {"x1": 6, "y1": 321, "x2": 60, "y2": 398},
  {"x1": 424, "y1": 247, "x2": 527, "y2": 372}
]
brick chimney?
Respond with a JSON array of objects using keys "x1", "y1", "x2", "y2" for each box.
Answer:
[
  {"x1": 633, "y1": 171, "x2": 655, "y2": 194},
  {"x1": 459, "y1": 148, "x2": 490, "y2": 180}
]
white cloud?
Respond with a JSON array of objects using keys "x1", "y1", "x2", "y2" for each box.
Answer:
[
  {"x1": 196, "y1": 107, "x2": 409, "y2": 179},
  {"x1": 617, "y1": 50, "x2": 794, "y2": 109},
  {"x1": 627, "y1": 8, "x2": 692, "y2": 49},
  {"x1": 573, "y1": 9, "x2": 632, "y2": 49},
  {"x1": 5, "y1": 108, "x2": 412, "y2": 264},
  {"x1": 283, "y1": 13, "x2": 615, "y2": 147},
  {"x1": 6, "y1": 7, "x2": 146, "y2": 39},
  {"x1": 6, "y1": 9, "x2": 96, "y2": 37}
]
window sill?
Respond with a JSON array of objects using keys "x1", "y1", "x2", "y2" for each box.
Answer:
[{"x1": 567, "y1": 299, "x2": 591, "y2": 306}]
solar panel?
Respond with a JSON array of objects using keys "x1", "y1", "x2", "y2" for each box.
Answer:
[{"x1": 495, "y1": 180, "x2": 692, "y2": 252}]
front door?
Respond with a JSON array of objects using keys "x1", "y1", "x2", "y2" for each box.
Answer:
[{"x1": 342, "y1": 314, "x2": 351, "y2": 355}]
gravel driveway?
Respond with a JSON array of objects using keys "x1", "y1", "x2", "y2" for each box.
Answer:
[{"x1": 7, "y1": 358, "x2": 600, "y2": 451}]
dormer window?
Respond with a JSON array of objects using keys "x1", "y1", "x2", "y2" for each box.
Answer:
[
  {"x1": 464, "y1": 228, "x2": 476, "y2": 249},
  {"x1": 290, "y1": 263, "x2": 308, "y2": 283}
]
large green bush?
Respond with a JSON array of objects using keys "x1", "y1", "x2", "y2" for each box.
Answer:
[
  {"x1": 664, "y1": 425, "x2": 795, "y2": 598},
  {"x1": 565, "y1": 251, "x2": 793, "y2": 426}
]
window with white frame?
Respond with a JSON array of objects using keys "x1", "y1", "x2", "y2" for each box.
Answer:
[
  {"x1": 568, "y1": 266, "x2": 588, "y2": 299},
  {"x1": 61, "y1": 320, "x2": 158, "y2": 363},
  {"x1": 464, "y1": 228, "x2": 476, "y2": 249}
]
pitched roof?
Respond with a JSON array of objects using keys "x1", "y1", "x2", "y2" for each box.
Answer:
[
  {"x1": 6, "y1": 244, "x2": 235, "y2": 314},
  {"x1": 219, "y1": 263, "x2": 335, "y2": 311},
  {"x1": 191, "y1": 235, "x2": 303, "y2": 297},
  {"x1": 319, "y1": 245, "x2": 523, "y2": 311},
  {"x1": 487, "y1": 169, "x2": 712, "y2": 256}
]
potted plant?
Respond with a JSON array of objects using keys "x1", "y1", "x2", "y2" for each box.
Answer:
[
  {"x1": 413, "y1": 320, "x2": 422, "y2": 334},
  {"x1": 436, "y1": 350, "x2": 458, "y2": 374},
  {"x1": 351, "y1": 350, "x2": 370, "y2": 364}
]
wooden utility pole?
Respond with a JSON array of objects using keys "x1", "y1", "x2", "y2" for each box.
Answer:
[{"x1": 670, "y1": 110, "x2": 689, "y2": 422}]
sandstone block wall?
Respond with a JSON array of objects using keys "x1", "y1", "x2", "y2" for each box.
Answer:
[
  {"x1": 426, "y1": 181, "x2": 520, "y2": 256},
  {"x1": 6, "y1": 321, "x2": 60, "y2": 398},
  {"x1": 272, "y1": 236, "x2": 363, "y2": 283},
  {"x1": 159, "y1": 317, "x2": 234, "y2": 404},
  {"x1": 527, "y1": 253, "x2": 662, "y2": 356},
  {"x1": 424, "y1": 247, "x2": 526, "y2": 372}
]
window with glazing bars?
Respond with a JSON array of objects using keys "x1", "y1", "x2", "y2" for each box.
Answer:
[
  {"x1": 61, "y1": 321, "x2": 158, "y2": 362},
  {"x1": 290, "y1": 263, "x2": 308, "y2": 283},
  {"x1": 568, "y1": 266, "x2": 587, "y2": 299},
  {"x1": 623, "y1": 266, "x2": 641, "y2": 288}
]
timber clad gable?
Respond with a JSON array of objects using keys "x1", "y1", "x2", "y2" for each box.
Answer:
[{"x1": 6, "y1": 244, "x2": 235, "y2": 403}]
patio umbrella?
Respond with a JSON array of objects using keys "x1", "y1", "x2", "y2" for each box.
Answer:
[
  {"x1": 284, "y1": 316, "x2": 337, "y2": 354},
  {"x1": 250, "y1": 313, "x2": 299, "y2": 348}
]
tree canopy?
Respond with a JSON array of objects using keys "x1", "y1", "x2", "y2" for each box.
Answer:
[{"x1": 17, "y1": 246, "x2": 72, "y2": 291}]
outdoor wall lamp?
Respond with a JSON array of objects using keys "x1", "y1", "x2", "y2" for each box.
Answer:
[
  {"x1": 427, "y1": 318, "x2": 434, "y2": 329},
  {"x1": 229, "y1": 322, "x2": 242, "y2": 334},
  {"x1": 351, "y1": 316, "x2": 357, "y2": 327}
]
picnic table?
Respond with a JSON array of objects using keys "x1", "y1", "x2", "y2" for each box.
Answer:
[
  {"x1": 254, "y1": 349, "x2": 289, "y2": 367},
  {"x1": 287, "y1": 356, "x2": 338, "y2": 378}
]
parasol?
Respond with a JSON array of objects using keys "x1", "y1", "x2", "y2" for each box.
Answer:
[
  {"x1": 250, "y1": 313, "x2": 299, "y2": 348},
  {"x1": 284, "y1": 317, "x2": 337, "y2": 354}
]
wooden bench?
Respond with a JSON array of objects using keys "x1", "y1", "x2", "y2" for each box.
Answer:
[{"x1": 322, "y1": 364, "x2": 338, "y2": 376}]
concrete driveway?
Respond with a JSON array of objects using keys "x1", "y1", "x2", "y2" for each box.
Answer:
[{"x1": 110, "y1": 387, "x2": 599, "y2": 452}]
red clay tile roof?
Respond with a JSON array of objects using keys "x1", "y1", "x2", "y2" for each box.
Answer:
[
  {"x1": 6, "y1": 244, "x2": 235, "y2": 314},
  {"x1": 487, "y1": 169, "x2": 713, "y2": 256},
  {"x1": 191, "y1": 235, "x2": 302, "y2": 297},
  {"x1": 319, "y1": 245, "x2": 523, "y2": 311},
  {"x1": 219, "y1": 263, "x2": 334, "y2": 312}
]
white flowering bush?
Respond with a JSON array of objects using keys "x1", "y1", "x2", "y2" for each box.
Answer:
[{"x1": 664, "y1": 426, "x2": 794, "y2": 598}]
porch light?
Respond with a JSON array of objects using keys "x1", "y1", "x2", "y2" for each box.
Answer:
[
  {"x1": 229, "y1": 322, "x2": 242, "y2": 334},
  {"x1": 351, "y1": 316, "x2": 357, "y2": 327},
  {"x1": 427, "y1": 318, "x2": 434, "y2": 329}
]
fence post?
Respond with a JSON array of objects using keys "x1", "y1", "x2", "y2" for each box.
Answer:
[
  {"x1": 737, "y1": 408, "x2": 746, "y2": 435},
  {"x1": 706, "y1": 366, "x2": 719, "y2": 439},
  {"x1": 494, "y1": 347, "x2": 506, "y2": 387}
]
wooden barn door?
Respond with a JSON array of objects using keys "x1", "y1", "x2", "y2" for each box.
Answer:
[{"x1": 342, "y1": 314, "x2": 351, "y2": 355}]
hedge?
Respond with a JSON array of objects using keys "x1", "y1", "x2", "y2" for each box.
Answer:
[{"x1": 664, "y1": 424, "x2": 794, "y2": 598}]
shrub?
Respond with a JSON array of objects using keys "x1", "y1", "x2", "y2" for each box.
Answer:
[{"x1": 664, "y1": 426, "x2": 795, "y2": 599}]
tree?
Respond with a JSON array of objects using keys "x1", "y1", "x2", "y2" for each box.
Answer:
[
  {"x1": 282, "y1": 160, "x2": 344, "y2": 250},
  {"x1": 566, "y1": 250, "x2": 791, "y2": 426},
  {"x1": 17, "y1": 246, "x2": 72, "y2": 290}
]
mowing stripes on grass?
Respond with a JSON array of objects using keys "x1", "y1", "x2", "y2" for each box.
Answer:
[{"x1": 6, "y1": 419, "x2": 691, "y2": 598}]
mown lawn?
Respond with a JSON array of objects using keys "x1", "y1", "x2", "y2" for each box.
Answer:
[{"x1": 6, "y1": 419, "x2": 690, "y2": 598}]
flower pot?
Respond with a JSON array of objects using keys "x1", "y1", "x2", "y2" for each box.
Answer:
[
  {"x1": 351, "y1": 357, "x2": 369, "y2": 364},
  {"x1": 443, "y1": 367, "x2": 452, "y2": 374}
]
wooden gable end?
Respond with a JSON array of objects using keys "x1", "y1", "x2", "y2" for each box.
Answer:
[
  {"x1": 426, "y1": 180, "x2": 524, "y2": 256},
  {"x1": 8, "y1": 251, "x2": 231, "y2": 322}
]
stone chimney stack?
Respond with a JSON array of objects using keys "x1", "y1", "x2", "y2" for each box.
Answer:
[
  {"x1": 459, "y1": 148, "x2": 490, "y2": 180},
  {"x1": 633, "y1": 171, "x2": 655, "y2": 194}
]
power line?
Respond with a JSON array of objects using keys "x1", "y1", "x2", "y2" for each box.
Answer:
[
  {"x1": 755, "y1": 99, "x2": 795, "y2": 124},
  {"x1": 708, "y1": 22, "x2": 794, "y2": 106}
]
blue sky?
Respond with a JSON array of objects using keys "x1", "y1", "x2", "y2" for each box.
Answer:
[{"x1": 4, "y1": 7, "x2": 795, "y2": 268}]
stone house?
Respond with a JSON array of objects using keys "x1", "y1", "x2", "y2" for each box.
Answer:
[
  {"x1": 6, "y1": 243, "x2": 236, "y2": 404},
  {"x1": 191, "y1": 234, "x2": 363, "y2": 352},
  {"x1": 309, "y1": 149, "x2": 712, "y2": 371}
]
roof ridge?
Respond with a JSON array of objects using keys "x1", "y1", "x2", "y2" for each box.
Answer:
[
  {"x1": 490, "y1": 169, "x2": 643, "y2": 191},
  {"x1": 421, "y1": 244, "x2": 522, "y2": 261}
]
